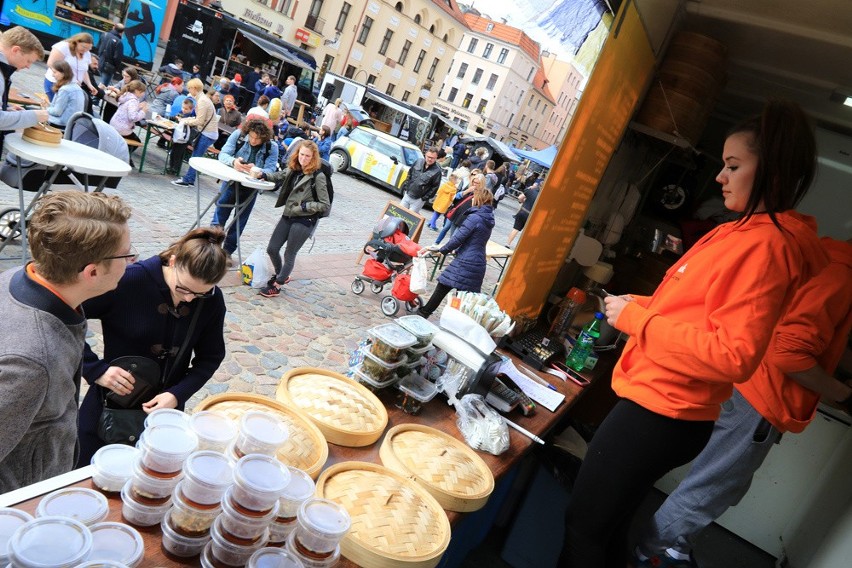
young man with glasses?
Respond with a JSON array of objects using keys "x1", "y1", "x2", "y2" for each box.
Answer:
[
  {"x1": 75, "y1": 227, "x2": 230, "y2": 466},
  {"x1": 0, "y1": 192, "x2": 132, "y2": 492}
]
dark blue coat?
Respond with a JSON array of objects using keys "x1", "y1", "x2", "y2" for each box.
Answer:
[{"x1": 438, "y1": 205, "x2": 495, "y2": 292}]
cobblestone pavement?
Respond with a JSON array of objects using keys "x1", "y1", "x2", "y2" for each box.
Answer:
[{"x1": 2, "y1": 61, "x2": 523, "y2": 410}]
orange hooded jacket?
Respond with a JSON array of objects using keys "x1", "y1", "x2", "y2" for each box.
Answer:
[
  {"x1": 612, "y1": 211, "x2": 827, "y2": 421},
  {"x1": 736, "y1": 238, "x2": 852, "y2": 432}
]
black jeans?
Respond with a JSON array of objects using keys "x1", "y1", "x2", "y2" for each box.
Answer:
[
  {"x1": 266, "y1": 216, "x2": 313, "y2": 284},
  {"x1": 418, "y1": 281, "x2": 453, "y2": 317},
  {"x1": 560, "y1": 399, "x2": 714, "y2": 568}
]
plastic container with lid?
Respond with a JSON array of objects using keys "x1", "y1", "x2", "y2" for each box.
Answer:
[
  {"x1": 221, "y1": 487, "x2": 279, "y2": 540},
  {"x1": 129, "y1": 457, "x2": 182, "y2": 502},
  {"x1": 138, "y1": 424, "x2": 198, "y2": 475},
  {"x1": 160, "y1": 510, "x2": 210, "y2": 558},
  {"x1": 360, "y1": 349, "x2": 405, "y2": 383},
  {"x1": 403, "y1": 343, "x2": 433, "y2": 364},
  {"x1": 144, "y1": 408, "x2": 191, "y2": 430},
  {"x1": 279, "y1": 468, "x2": 316, "y2": 520},
  {"x1": 181, "y1": 451, "x2": 233, "y2": 505},
  {"x1": 91, "y1": 444, "x2": 140, "y2": 493},
  {"x1": 73, "y1": 561, "x2": 129, "y2": 567},
  {"x1": 7, "y1": 516, "x2": 92, "y2": 568},
  {"x1": 248, "y1": 547, "x2": 305, "y2": 568},
  {"x1": 285, "y1": 530, "x2": 341, "y2": 568},
  {"x1": 235, "y1": 412, "x2": 289, "y2": 458},
  {"x1": 232, "y1": 454, "x2": 291, "y2": 513},
  {"x1": 292, "y1": 499, "x2": 350, "y2": 556},
  {"x1": 190, "y1": 411, "x2": 238, "y2": 452},
  {"x1": 395, "y1": 372, "x2": 439, "y2": 415},
  {"x1": 120, "y1": 480, "x2": 171, "y2": 527},
  {"x1": 396, "y1": 315, "x2": 439, "y2": 349},
  {"x1": 367, "y1": 323, "x2": 417, "y2": 363},
  {"x1": 87, "y1": 522, "x2": 144, "y2": 567},
  {"x1": 206, "y1": 517, "x2": 269, "y2": 567},
  {"x1": 0, "y1": 509, "x2": 33, "y2": 565},
  {"x1": 168, "y1": 482, "x2": 222, "y2": 538},
  {"x1": 268, "y1": 516, "x2": 297, "y2": 546},
  {"x1": 351, "y1": 363, "x2": 399, "y2": 391},
  {"x1": 35, "y1": 487, "x2": 109, "y2": 527}
]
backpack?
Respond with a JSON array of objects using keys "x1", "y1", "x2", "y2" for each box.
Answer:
[
  {"x1": 172, "y1": 122, "x2": 191, "y2": 144},
  {"x1": 310, "y1": 161, "x2": 335, "y2": 218}
]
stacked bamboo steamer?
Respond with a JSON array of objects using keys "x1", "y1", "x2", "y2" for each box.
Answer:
[{"x1": 634, "y1": 31, "x2": 727, "y2": 144}]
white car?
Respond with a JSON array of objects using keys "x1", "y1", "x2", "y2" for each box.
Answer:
[{"x1": 329, "y1": 127, "x2": 423, "y2": 195}]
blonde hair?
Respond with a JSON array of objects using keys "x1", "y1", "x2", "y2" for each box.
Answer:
[
  {"x1": 473, "y1": 187, "x2": 494, "y2": 207},
  {"x1": 29, "y1": 193, "x2": 131, "y2": 284},
  {"x1": 0, "y1": 26, "x2": 45, "y2": 58},
  {"x1": 67, "y1": 32, "x2": 94, "y2": 53},
  {"x1": 186, "y1": 78, "x2": 204, "y2": 94}
]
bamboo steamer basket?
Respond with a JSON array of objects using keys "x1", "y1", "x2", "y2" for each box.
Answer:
[
  {"x1": 379, "y1": 424, "x2": 494, "y2": 512},
  {"x1": 634, "y1": 82, "x2": 713, "y2": 144},
  {"x1": 22, "y1": 124, "x2": 62, "y2": 146},
  {"x1": 276, "y1": 367, "x2": 388, "y2": 447},
  {"x1": 316, "y1": 461, "x2": 451, "y2": 568},
  {"x1": 194, "y1": 392, "x2": 328, "y2": 479}
]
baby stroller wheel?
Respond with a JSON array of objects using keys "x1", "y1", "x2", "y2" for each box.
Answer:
[
  {"x1": 0, "y1": 208, "x2": 22, "y2": 242},
  {"x1": 381, "y1": 295, "x2": 400, "y2": 317},
  {"x1": 370, "y1": 282, "x2": 384, "y2": 294},
  {"x1": 405, "y1": 297, "x2": 423, "y2": 312},
  {"x1": 351, "y1": 279, "x2": 365, "y2": 295}
]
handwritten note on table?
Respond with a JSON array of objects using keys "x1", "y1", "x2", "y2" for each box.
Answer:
[{"x1": 498, "y1": 359, "x2": 565, "y2": 412}]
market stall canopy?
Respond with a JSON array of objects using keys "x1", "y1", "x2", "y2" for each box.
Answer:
[
  {"x1": 512, "y1": 145, "x2": 558, "y2": 169},
  {"x1": 433, "y1": 113, "x2": 467, "y2": 132},
  {"x1": 467, "y1": 136, "x2": 521, "y2": 163},
  {"x1": 239, "y1": 30, "x2": 313, "y2": 71},
  {"x1": 364, "y1": 88, "x2": 427, "y2": 123}
]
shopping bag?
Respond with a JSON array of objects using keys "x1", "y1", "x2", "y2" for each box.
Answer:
[
  {"x1": 241, "y1": 247, "x2": 272, "y2": 288},
  {"x1": 409, "y1": 256, "x2": 428, "y2": 295}
]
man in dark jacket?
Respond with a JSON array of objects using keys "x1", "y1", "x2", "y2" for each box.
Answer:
[
  {"x1": 400, "y1": 147, "x2": 442, "y2": 214},
  {"x1": 451, "y1": 138, "x2": 467, "y2": 169},
  {"x1": 97, "y1": 23, "x2": 124, "y2": 87}
]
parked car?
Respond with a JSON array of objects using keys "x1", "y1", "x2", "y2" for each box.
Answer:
[{"x1": 329, "y1": 126, "x2": 423, "y2": 194}]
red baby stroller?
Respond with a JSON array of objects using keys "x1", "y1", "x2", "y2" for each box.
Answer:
[{"x1": 352, "y1": 217, "x2": 423, "y2": 316}]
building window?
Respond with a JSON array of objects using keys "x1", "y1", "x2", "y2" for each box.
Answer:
[
  {"x1": 398, "y1": 40, "x2": 411, "y2": 65},
  {"x1": 306, "y1": 0, "x2": 324, "y2": 33},
  {"x1": 458, "y1": 119, "x2": 468, "y2": 130},
  {"x1": 486, "y1": 73, "x2": 497, "y2": 90},
  {"x1": 413, "y1": 49, "x2": 426, "y2": 72},
  {"x1": 344, "y1": 65, "x2": 356, "y2": 78},
  {"x1": 467, "y1": 38, "x2": 478, "y2": 53},
  {"x1": 414, "y1": 14, "x2": 421, "y2": 25},
  {"x1": 386, "y1": 83, "x2": 395, "y2": 96},
  {"x1": 497, "y1": 47, "x2": 509, "y2": 64},
  {"x1": 448, "y1": 87, "x2": 458, "y2": 102},
  {"x1": 517, "y1": 91, "x2": 523, "y2": 104},
  {"x1": 417, "y1": 97, "x2": 425, "y2": 106},
  {"x1": 276, "y1": 0, "x2": 294, "y2": 15},
  {"x1": 367, "y1": 74, "x2": 377, "y2": 85},
  {"x1": 394, "y1": 1, "x2": 403, "y2": 11},
  {"x1": 379, "y1": 29, "x2": 394, "y2": 55},
  {"x1": 483, "y1": 43, "x2": 493, "y2": 58},
  {"x1": 427, "y1": 58, "x2": 438, "y2": 81},
  {"x1": 335, "y1": 2, "x2": 351, "y2": 32},
  {"x1": 402, "y1": 90, "x2": 410, "y2": 101},
  {"x1": 456, "y1": 62, "x2": 468, "y2": 79},
  {"x1": 357, "y1": 16, "x2": 373, "y2": 44},
  {"x1": 527, "y1": 67, "x2": 535, "y2": 81},
  {"x1": 462, "y1": 92, "x2": 473, "y2": 109},
  {"x1": 534, "y1": 99, "x2": 540, "y2": 111},
  {"x1": 472, "y1": 68, "x2": 482, "y2": 85},
  {"x1": 476, "y1": 98, "x2": 487, "y2": 113}
]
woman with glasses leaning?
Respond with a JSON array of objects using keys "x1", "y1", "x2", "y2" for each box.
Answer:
[{"x1": 75, "y1": 227, "x2": 229, "y2": 465}]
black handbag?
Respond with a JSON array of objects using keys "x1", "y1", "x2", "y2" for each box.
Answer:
[{"x1": 97, "y1": 301, "x2": 204, "y2": 445}]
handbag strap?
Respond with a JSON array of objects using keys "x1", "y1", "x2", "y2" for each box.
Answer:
[{"x1": 161, "y1": 298, "x2": 205, "y2": 390}]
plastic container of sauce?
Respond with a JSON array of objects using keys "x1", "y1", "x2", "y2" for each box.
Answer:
[
  {"x1": 204, "y1": 517, "x2": 269, "y2": 567},
  {"x1": 160, "y1": 510, "x2": 210, "y2": 558},
  {"x1": 87, "y1": 522, "x2": 144, "y2": 567},
  {"x1": 248, "y1": 547, "x2": 305, "y2": 568},
  {"x1": 232, "y1": 454, "x2": 291, "y2": 513},
  {"x1": 182, "y1": 451, "x2": 233, "y2": 505},
  {"x1": 168, "y1": 481, "x2": 221, "y2": 538},
  {"x1": 138, "y1": 424, "x2": 198, "y2": 475},
  {"x1": 221, "y1": 486, "x2": 279, "y2": 540},
  {"x1": 144, "y1": 408, "x2": 191, "y2": 429},
  {"x1": 190, "y1": 411, "x2": 238, "y2": 453},
  {"x1": 35, "y1": 488, "x2": 109, "y2": 526},
  {"x1": 0, "y1": 509, "x2": 33, "y2": 566},
  {"x1": 291, "y1": 499, "x2": 350, "y2": 557},
  {"x1": 7, "y1": 516, "x2": 92, "y2": 568},
  {"x1": 285, "y1": 530, "x2": 340, "y2": 568},
  {"x1": 120, "y1": 480, "x2": 171, "y2": 527},
  {"x1": 91, "y1": 444, "x2": 140, "y2": 493},
  {"x1": 235, "y1": 412, "x2": 289, "y2": 458}
]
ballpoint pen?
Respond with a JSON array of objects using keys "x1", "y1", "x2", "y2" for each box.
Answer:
[
  {"x1": 518, "y1": 362, "x2": 558, "y2": 391},
  {"x1": 505, "y1": 418, "x2": 545, "y2": 445}
]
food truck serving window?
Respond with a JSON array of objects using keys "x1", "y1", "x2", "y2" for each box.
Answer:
[{"x1": 54, "y1": 0, "x2": 130, "y2": 34}]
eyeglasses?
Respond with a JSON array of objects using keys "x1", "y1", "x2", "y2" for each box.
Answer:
[
  {"x1": 79, "y1": 244, "x2": 138, "y2": 272},
  {"x1": 173, "y1": 268, "x2": 216, "y2": 299}
]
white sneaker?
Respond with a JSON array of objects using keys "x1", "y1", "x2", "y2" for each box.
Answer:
[{"x1": 171, "y1": 179, "x2": 191, "y2": 187}]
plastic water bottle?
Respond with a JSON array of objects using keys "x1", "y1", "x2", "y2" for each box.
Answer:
[
  {"x1": 548, "y1": 287, "x2": 587, "y2": 339},
  {"x1": 566, "y1": 312, "x2": 603, "y2": 371}
]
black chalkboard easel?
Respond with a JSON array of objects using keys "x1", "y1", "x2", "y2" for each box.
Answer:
[{"x1": 356, "y1": 201, "x2": 425, "y2": 264}]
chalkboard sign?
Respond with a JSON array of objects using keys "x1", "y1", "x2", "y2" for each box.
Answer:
[{"x1": 356, "y1": 201, "x2": 425, "y2": 264}]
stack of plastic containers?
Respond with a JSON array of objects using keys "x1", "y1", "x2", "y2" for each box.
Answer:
[
  {"x1": 228, "y1": 411, "x2": 289, "y2": 462},
  {"x1": 201, "y1": 454, "x2": 291, "y2": 566},
  {"x1": 6, "y1": 516, "x2": 93, "y2": 568},
  {"x1": 190, "y1": 411, "x2": 238, "y2": 452},
  {"x1": 161, "y1": 450, "x2": 233, "y2": 557},
  {"x1": 91, "y1": 444, "x2": 140, "y2": 493},
  {"x1": 352, "y1": 323, "x2": 416, "y2": 392},
  {"x1": 248, "y1": 547, "x2": 305, "y2": 567},
  {"x1": 397, "y1": 315, "x2": 439, "y2": 374},
  {"x1": 285, "y1": 498, "x2": 350, "y2": 567},
  {"x1": 269, "y1": 467, "x2": 316, "y2": 546},
  {"x1": 394, "y1": 315, "x2": 441, "y2": 414},
  {"x1": 121, "y1": 423, "x2": 198, "y2": 526}
]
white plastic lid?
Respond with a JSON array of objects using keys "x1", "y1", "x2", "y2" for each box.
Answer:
[
  {"x1": 248, "y1": 547, "x2": 305, "y2": 568},
  {"x1": 397, "y1": 372, "x2": 439, "y2": 403},
  {"x1": 35, "y1": 488, "x2": 109, "y2": 526},
  {"x1": 142, "y1": 424, "x2": 199, "y2": 456},
  {"x1": 74, "y1": 562, "x2": 130, "y2": 567},
  {"x1": 144, "y1": 408, "x2": 190, "y2": 429},
  {"x1": 367, "y1": 323, "x2": 417, "y2": 350},
  {"x1": 396, "y1": 315, "x2": 439, "y2": 342},
  {"x1": 91, "y1": 444, "x2": 139, "y2": 479},
  {"x1": 240, "y1": 411, "x2": 289, "y2": 447},
  {"x1": 88, "y1": 522, "x2": 144, "y2": 566},
  {"x1": 234, "y1": 454, "x2": 291, "y2": 496},
  {"x1": 0, "y1": 508, "x2": 33, "y2": 562},
  {"x1": 281, "y1": 467, "x2": 316, "y2": 502},
  {"x1": 190, "y1": 411, "x2": 237, "y2": 444},
  {"x1": 184, "y1": 451, "x2": 234, "y2": 489},
  {"x1": 8, "y1": 516, "x2": 92, "y2": 568},
  {"x1": 297, "y1": 499, "x2": 350, "y2": 538}
]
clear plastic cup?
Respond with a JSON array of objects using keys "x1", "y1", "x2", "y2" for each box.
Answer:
[
  {"x1": 88, "y1": 522, "x2": 144, "y2": 567},
  {"x1": 35, "y1": 487, "x2": 109, "y2": 526},
  {"x1": 182, "y1": 451, "x2": 233, "y2": 505},
  {"x1": 0, "y1": 508, "x2": 33, "y2": 565},
  {"x1": 221, "y1": 486, "x2": 279, "y2": 540},
  {"x1": 190, "y1": 411, "x2": 237, "y2": 452},
  {"x1": 120, "y1": 480, "x2": 171, "y2": 527},
  {"x1": 248, "y1": 547, "x2": 305, "y2": 568},
  {"x1": 8, "y1": 516, "x2": 92, "y2": 568},
  {"x1": 278, "y1": 468, "x2": 316, "y2": 521},
  {"x1": 160, "y1": 509, "x2": 211, "y2": 558},
  {"x1": 235, "y1": 412, "x2": 289, "y2": 458},
  {"x1": 207, "y1": 516, "x2": 269, "y2": 566},
  {"x1": 144, "y1": 408, "x2": 191, "y2": 429},
  {"x1": 292, "y1": 499, "x2": 350, "y2": 556},
  {"x1": 139, "y1": 423, "x2": 198, "y2": 475},
  {"x1": 285, "y1": 529, "x2": 341, "y2": 568},
  {"x1": 130, "y1": 456, "x2": 182, "y2": 502},
  {"x1": 168, "y1": 481, "x2": 222, "y2": 538},
  {"x1": 232, "y1": 454, "x2": 291, "y2": 513},
  {"x1": 268, "y1": 516, "x2": 297, "y2": 546},
  {"x1": 91, "y1": 444, "x2": 140, "y2": 493}
]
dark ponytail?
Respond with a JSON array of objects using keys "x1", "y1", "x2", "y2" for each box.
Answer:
[{"x1": 159, "y1": 227, "x2": 228, "y2": 284}]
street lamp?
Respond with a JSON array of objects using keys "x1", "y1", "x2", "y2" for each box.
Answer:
[{"x1": 353, "y1": 69, "x2": 368, "y2": 83}]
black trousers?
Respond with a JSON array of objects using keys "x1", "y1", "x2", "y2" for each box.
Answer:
[
  {"x1": 559, "y1": 399, "x2": 714, "y2": 567},
  {"x1": 418, "y1": 281, "x2": 453, "y2": 317}
]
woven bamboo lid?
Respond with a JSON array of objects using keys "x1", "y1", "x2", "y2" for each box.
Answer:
[
  {"x1": 194, "y1": 393, "x2": 328, "y2": 479},
  {"x1": 316, "y1": 461, "x2": 451, "y2": 568},
  {"x1": 379, "y1": 424, "x2": 494, "y2": 512},
  {"x1": 23, "y1": 124, "x2": 62, "y2": 146},
  {"x1": 276, "y1": 367, "x2": 388, "y2": 447}
]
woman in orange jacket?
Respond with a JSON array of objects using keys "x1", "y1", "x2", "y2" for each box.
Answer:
[{"x1": 560, "y1": 101, "x2": 829, "y2": 567}]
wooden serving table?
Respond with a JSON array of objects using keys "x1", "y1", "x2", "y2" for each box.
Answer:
[{"x1": 0, "y1": 351, "x2": 595, "y2": 566}]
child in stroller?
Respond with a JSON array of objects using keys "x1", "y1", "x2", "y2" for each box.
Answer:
[{"x1": 352, "y1": 217, "x2": 423, "y2": 316}]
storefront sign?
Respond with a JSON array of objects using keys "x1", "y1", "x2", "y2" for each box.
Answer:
[
  {"x1": 242, "y1": 8, "x2": 273, "y2": 30},
  {"x1": 295, "y1": 28, "x2": 321, "y2": 47}
]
